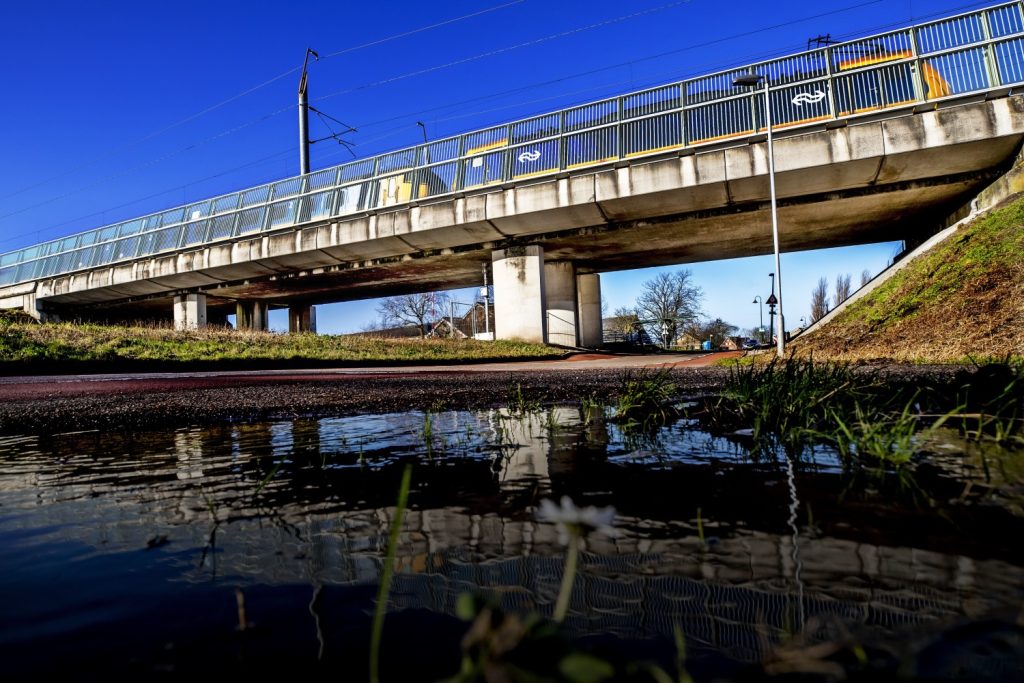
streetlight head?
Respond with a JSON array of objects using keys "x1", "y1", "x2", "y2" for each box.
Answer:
[{"x1": 733, "y1": 73, "x2": 763, "y2": 87}]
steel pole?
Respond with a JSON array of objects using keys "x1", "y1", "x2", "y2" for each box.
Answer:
[
  {"x1": 299, "y1": 84, "x2": 310, "y2": 175},
  {"x1": 482, "y1": 263, "x2": 490, "y2": 337},
  {"x1": 298, "y1": 49, "x2": 318, "y2": 176},
  {"x1": 764, "y1": 80, "x2": 785, "y2": 356}
]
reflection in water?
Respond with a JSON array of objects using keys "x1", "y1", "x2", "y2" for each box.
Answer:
[
  {"x1": 0, "y1": 409, "x2": 1022, "y2": 676},
  {"x1": 786, "y1": 454, "x2": 805, "y2": 633}
]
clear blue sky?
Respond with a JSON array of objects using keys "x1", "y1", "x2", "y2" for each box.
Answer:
[{"x1": 0, "y1": 0, "x2": 989, "y2": 334}]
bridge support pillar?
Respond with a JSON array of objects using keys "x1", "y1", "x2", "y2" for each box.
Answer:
[
  {"x1": 173, "y1": 293, "x2": 207, "y2": 330},
  {"x1": 577, "y1": 273, "x2": 603, "y2": 348},
  {"x1": 492, "y1": 245, "x2": 546, "y2": 343},
  {"x1": 236, "y1": 301, "x2": 269, "y2": 331},
  {"x1": 288, "y1": 304, "x2": 317, "y2": 333},
  {"x1": 544, "y1": 261, "x2": 578, "y2": 347}
]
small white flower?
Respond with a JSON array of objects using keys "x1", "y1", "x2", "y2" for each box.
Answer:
[{"x1": 536, "y1": 496, "x2": 616, "y2": 545}]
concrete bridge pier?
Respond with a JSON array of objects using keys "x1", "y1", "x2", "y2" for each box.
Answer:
[
  {"x1": 236, "y1": 300, "x2": 269, "y2": 331},
  {"x1": 173, "y1": 293, "x2": 207, "y2": 330},
  {"x1": 544, "y1": 261, "x2": 579, "y2": 347},
  {"x1": 288, "y1": 304, "x2": 317, "y2": 334},
  {"x1": 492, "y1": 247, "x2": 603, "y2": 348},
  {"x1": 577, "y1": 273, "x2": 603, "y2": 348},
  {"x1": 492, "y1": 245, "x2": 546, "y2": 344}
]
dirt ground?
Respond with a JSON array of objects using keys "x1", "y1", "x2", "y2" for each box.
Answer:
[{"x1": 0, "y1": 353, "x2": 742, "y2": 434}]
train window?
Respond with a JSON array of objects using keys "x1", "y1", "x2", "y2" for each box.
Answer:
[
  {"x1": 462, "y1": 151, "x2": 505, "y2": 189},
  {"x1": 336, "y1": 183, "x2": 367, "y2": 215},
  {"x1": 377, "y1": 150, "x2": 417, "y2": 174},
  {"x1": 464, "y1": 126, "x2": 508, "y2": 157},
  {"x1": 415, "y1": 163, "x2": 456, "y2": 198}
]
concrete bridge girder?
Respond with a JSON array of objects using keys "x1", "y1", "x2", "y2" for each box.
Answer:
[{"x1": 8, "y1": 97, "x2": 1024, "y2": 336}]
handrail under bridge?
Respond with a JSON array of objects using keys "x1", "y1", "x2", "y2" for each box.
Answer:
[{"x1": 3, "y1": 1, "x2": 1024, "y2": 290}]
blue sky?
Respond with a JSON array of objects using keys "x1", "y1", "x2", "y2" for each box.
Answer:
[{"x1": 0, "y1": 0, "x2": 990, "y2": 334}]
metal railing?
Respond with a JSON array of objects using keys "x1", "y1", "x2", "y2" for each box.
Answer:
[{"x1": 2, "y1": 1, "x2": 1023, "y2": 289}]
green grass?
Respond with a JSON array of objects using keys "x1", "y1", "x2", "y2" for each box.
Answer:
[
  {"x1": 0, "y1": 319, "x2": 560, "y2": 369},
  {"x1": 795, "y1": 194, "x2": 1024, "y2": 362}
]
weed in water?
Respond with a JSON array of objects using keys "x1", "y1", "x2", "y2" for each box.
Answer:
[
  {"x1": 614, "y1": 368, "x2": 679, "y2": 431},
  {"x1": 505, "y1": 378, "x2": 541, "y2": 416}
]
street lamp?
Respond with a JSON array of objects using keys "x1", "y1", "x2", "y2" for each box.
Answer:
[
  {"x1": 752, "y1": 295, "x2": 764, "y2": 344},
  {"x1": 734, "y1": 72, "x2": 785, "y2": 356}
]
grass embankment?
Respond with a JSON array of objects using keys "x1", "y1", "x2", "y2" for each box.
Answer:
[
  {"x1": 795, "y1": 194, "x2": 1024, "y2": 362},
  {"x1": 0, "y1": 320, "x2": 560, "y2": 373}
]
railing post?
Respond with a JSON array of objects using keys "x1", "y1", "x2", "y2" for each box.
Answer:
[
  {"x1": 559, "y1": 110, "x2": 567, "y2": 171},
  {"x1": 980, "y1": 8, "x2": 1004, "y2": 88},
  {"x1": 823, "y1": 47, "x2": 838, "y2": 120},
  {"x1": 909, "y1": 25, "x2": 927, "y2": 103},
  {"x1": 678, "y1": 82, "x2": 688, "y2": 149},
  {"x1": 502, "y1": 124, "x2": 513, "y2": 182}
]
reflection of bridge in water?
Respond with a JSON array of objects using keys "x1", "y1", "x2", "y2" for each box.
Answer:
[
  {"x1": 5, "y1": 3, "x2": 1024, "y2": 346},
  {"x1": 3, "y1": 409, "x2": 1022, "y2": 667}
]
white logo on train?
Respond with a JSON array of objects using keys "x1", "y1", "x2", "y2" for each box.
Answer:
[
  {"x1": 791, "y1": 90, "x2": 827, "y2": 106},
  {"x1": 518, "y1": 150, "x2": 542, "y2": 163}
]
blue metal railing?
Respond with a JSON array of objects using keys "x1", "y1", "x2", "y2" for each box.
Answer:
[{"x1": 2, "y1": 1, "x2": 1023, "y2": 289}]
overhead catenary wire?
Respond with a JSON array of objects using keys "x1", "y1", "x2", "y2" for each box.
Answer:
[
  {"x1": 314, "y1": 0, "x2": 695, "y2": 103},
  {"x1": 0, "y1": 147, "x2": 297, "y2": 247},
  {"x1": 0, "y1": 1, "x2": 527, "y2": 203}
]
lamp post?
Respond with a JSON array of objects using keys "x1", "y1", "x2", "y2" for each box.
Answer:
[
  {"x1": 752, "y1": 295, "x2": 764, "y2": 344},
  {"x1": 734, "y1": 73, "x2": 785, "y2": 356}
]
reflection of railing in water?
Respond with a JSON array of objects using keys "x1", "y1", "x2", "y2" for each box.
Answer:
[{"x1": 4, "y1": 3, "x2": 1024, "y2": 287}]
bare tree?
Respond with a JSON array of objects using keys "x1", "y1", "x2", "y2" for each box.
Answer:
[
  {"x1": 860, "y1": 269, "x2": 871, "y2": 287},
  {"x1": 635, "y1": 270, "x2": 704, "y2": 348},
  {"x1": 834, "y1": 273, "x2": 852, "y2": 307},
  {"x1": 810, "y1": 277, "x2": 830, "y2": 323},
  {"x1": 684, "y1": 317, "x2": 738, "y2": 348},
  {"x1": 608, "y1": 306, "x2": 641, "y2": 343},
  {"x1": 376, "y1": 291, "x2": 450, "y2": 338}
]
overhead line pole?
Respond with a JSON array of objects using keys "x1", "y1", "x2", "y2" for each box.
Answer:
[{"x1": 299, "y1": 48, "x2": 319, "y2": 175}]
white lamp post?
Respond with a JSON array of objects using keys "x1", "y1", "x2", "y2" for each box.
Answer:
[{"x1": 734, "y1": 73, "x2": 785, "y2": 356}]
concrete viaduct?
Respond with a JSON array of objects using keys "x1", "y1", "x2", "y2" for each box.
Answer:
[{"x1": 3, "y1": 3, "x2": 1024, "y2": 344}]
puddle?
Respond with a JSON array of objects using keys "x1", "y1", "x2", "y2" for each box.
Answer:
[{"x1": 0, "y1": 407, "x2": 1021, "y2": 678}]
